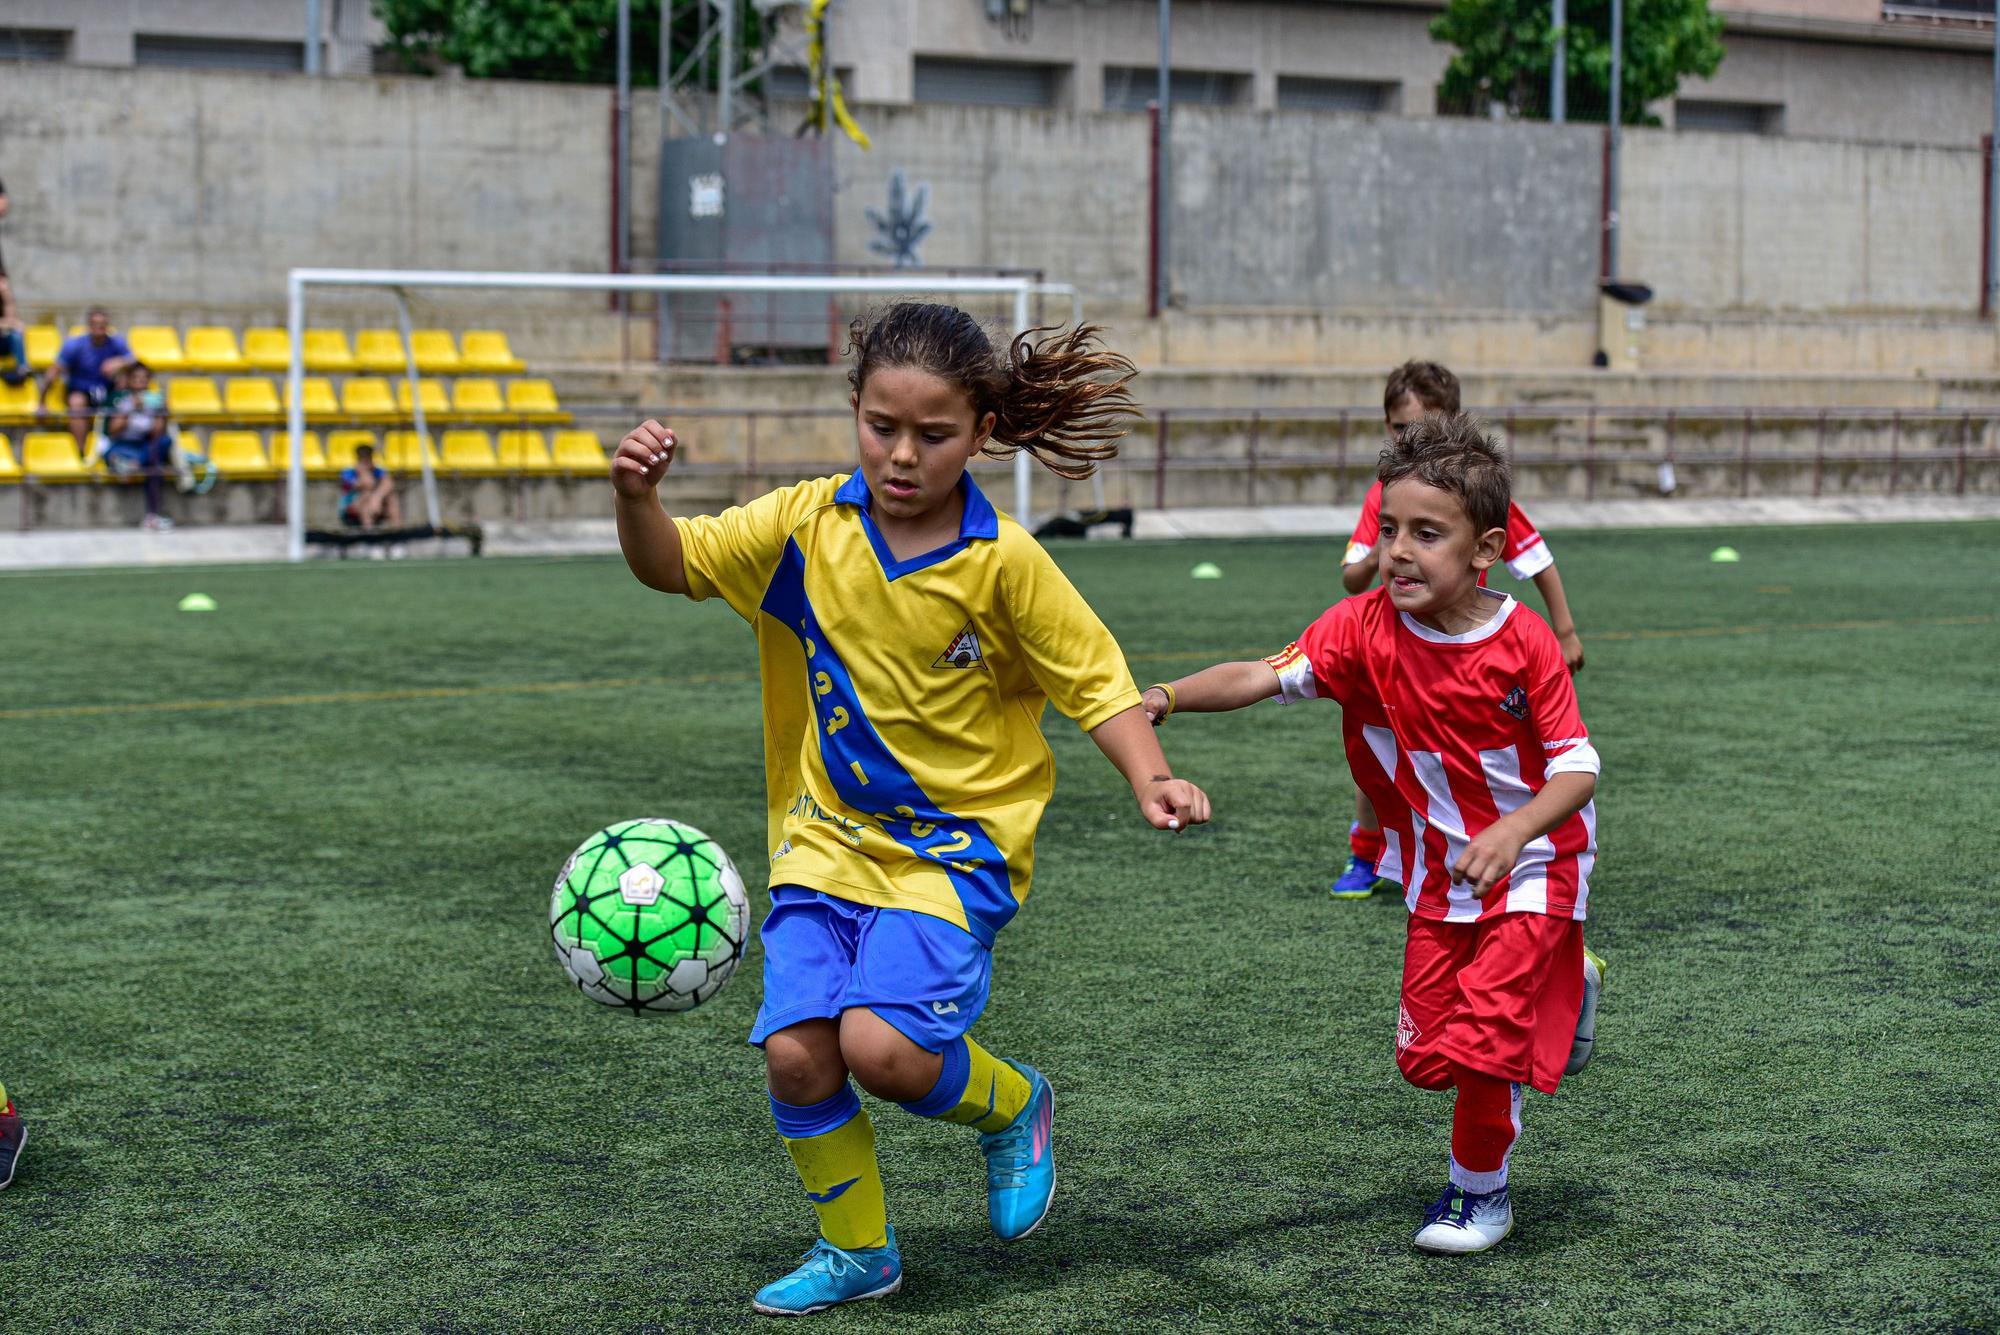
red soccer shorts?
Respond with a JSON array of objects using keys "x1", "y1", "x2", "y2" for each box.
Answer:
[{"x1": 1397, "y1": 911, "x2": 1585, "y2": 1096}]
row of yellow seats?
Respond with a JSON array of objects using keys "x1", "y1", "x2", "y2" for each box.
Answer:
[
  {"x1": 14, "y1": 326, "x2": 527, "y2": 376},
  {"x1": 0, "y1": 376, "x2": 569, "y2": 426},
  {"x1": 0, "y1": 430, "x2": 608, "y2": 481}
]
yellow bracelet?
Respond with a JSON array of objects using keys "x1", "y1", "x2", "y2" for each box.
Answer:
[{"x1": 1147, "y1": 682, "x2": 1177, "y2": 717}]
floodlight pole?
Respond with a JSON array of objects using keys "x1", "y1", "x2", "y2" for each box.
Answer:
[
  {"x1": 1989, "y1": 25, "x2": 1999, "y2": 317},
  {"x1": 305, "y1": 0, "x2": 322, "y2": 75},
  {"x1": 1550, "y1": 0, "x2": 1566, "y2": 123},
  {"x1": 617, "y1": 0, "x2": 633, "y2": 293},
  {"x1": 719, "y1": 0, "x2": 737, "y2": 134},
  {"x1": 1156, "y1": 0, "x2": 1172, "y2": 312},
  {"x1": 1606, "y1": 0, "x2": 1623, "y2": 278}
]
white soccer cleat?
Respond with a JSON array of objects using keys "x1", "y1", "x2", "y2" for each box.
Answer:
[
  {"x1": 1566, "y1": 947, "x2": 1606, "y2": 1077},
  {"x1": 1412, "y1": 1185, "x2": 1513, "y2": 1254}
]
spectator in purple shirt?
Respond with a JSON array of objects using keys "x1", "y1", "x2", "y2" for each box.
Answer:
[{"x1": 55, "y1": 308, "x2": 135, "y2": 452}]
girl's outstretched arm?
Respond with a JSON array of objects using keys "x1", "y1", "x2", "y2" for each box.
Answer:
[
  {"x1": 1087, "y1": 705, "x2": 1211, "y2": 832},
  {"x1": 613, "y1": 418, "x2": 690, "y2": 594},
  {"x1": 1140, "y1": 660, "x2": 1282, "y2": 725}
]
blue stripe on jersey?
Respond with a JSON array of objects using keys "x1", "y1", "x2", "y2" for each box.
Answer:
[{"x1": 759, "y1": 538, "x2": 1018, "y2": 945}]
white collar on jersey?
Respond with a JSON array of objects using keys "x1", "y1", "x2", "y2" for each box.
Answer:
[{"x1": 1397, "y1": 588, "x2": 1516, "y2": 645}]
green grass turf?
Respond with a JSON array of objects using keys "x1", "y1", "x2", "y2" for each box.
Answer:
[{"x1": 2, "y1": 523, "x2": 1995, "y2": 1333}]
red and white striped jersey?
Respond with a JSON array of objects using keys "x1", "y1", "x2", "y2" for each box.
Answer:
[
  {"x1": 1267, "y1": 586, "x2": 1599, "y2": 922},
  {"x1": 1342, "y1": 481, "x2": 1555, "y2": 583}
]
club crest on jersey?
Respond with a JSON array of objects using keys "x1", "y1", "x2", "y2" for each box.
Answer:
[
  {"x1": 1500, "y1": 686, "x2": 1529, "y2": 720},
  {"x1": 934, "y1": 621, "x2": 985, "y2": 669}
]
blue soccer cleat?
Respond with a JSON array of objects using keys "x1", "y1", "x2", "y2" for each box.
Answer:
[
  {"x1": 1330, "y1": 854, "x2": 1380, "y2": 899},
  {"x1": 0, "y1": 1097, "x2": 22, "y2": 1190},
  {"x1": 1412, "y1": 1183, "x2": 1513, "y2": 1254},
  {"x1": 752, "y1": 1228, "x2": 902, "y2": 1317},
  {"x1": 979, "y1": 1061, "x2": 1055, "y2": 1240}
]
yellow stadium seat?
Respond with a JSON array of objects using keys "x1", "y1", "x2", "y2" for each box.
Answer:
[
  {"x1": 324, "y1": 430, "x2": 377, "y2": 472},
  {"x1": 506, "y1": 378, "x2": 569, "y2": 424},
  {"x1": 0, "y1": 379, "x2": 38, "y2": 424},
  {"x1": 166, "y1": 377, "x2": 225, "y2": 422},
  {"x1": 44, "y1": 379, "x2": 69, "y2": 413},
  {"x1": 25, "y1": 326, "x2": 60, "y2": 367},
  {"x1": 495, "y1": 430, "x2": 555, "y2": 472},
  {"x1": 440, "y1": 429, "x2": 498, "y2": 472},
  {"x1": 22, "y1": 431, "x2": 89, "y2": 480},
  {"x1": 243, "y1": 328, "x2": 293, "y2": 373},
  {"x1": 267, "y1": 430, "x2": 332, "y2": 476},
  {"x1": 411, "y1": 330, "x2": 462, "y2": 375},
  {"x1": 303, "y1": 329, "x2": 358, "y2": 374},
  {"x1": 551, "y1": 429, "x2": 608, "y2": 472},
  {"x1": 460, "y1": 330, "x2": 526, "y2": 374},
  {"x1": 382, "y1": 430, "x2": 436, "y2": 471},
  {"x1": 184, "y1": 326, "x2": 247, "y2": 373},
  {"x1": 127, "y1": 326, "x2": 186, "y2": 372},
  {"x1": 286, "y1": 377, "x2": 341, "y2": 423},
  {"x1": 206, "y1": 430, "x2": 275, "y2": 479},
  {"x1": 340, "y1": 377, "x2": 398, "y2": 423},
  {"x1": 393, "y1": 379, "x2": 452, "y2": 418},
  {"x1": 0, "y1": 434, "x2": 18, "y2": 481},
  {"x1": 355, "y1": 329, "x2": 412, "y2": 374},
  {"x1": 224, "y1": 378, "x2": 283, "y2": 425},
  {"x1": 450, "y1": 377, "x2": 506, "y2": 423}
]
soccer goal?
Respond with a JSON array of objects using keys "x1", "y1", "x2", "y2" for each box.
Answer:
[{"x1": 282, "y1": 268, "x2": 1082, "y2": 562}]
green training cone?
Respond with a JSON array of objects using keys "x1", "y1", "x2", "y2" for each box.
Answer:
[
  {"x1": 178, "y1": 593, "x2": 218, "y2": 612},
  {"x1": 1709, "y1": 547, "x2": 1741, "y2": 564},
  {"x1": 1190, "y1": 562, "x2": 1223, "y2": 580}
]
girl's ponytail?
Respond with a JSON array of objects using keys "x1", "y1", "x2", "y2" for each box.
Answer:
[
  {"x1": 991, "y1": 324, "x2": 1139, "y2": 481},
  {"x1": 848, "y1": 304, "x2": 1138, "y2": 480}
]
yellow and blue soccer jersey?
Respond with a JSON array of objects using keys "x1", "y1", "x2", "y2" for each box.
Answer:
[{"x1": 674, "y1": 471, "x2": 1140, "y2": 945}]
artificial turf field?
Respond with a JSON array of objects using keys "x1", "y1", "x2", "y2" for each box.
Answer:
[{"x1": 2, "y1": 522, "x2": 1995, "y2": 1333}]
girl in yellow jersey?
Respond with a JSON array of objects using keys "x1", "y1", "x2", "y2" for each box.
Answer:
[{"x1": 613, "y1": 303, "x2": 1210, "y2": 1317}]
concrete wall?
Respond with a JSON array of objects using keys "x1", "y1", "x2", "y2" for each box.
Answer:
[
  {"x1": 1165, "y1": 109, "x2": 1601, "y2": 313},
  {"x1": 1622, "y1": 129, "x2": 1984, "y2": 314},
  {"x1": 5, "y1": 0, "x2": 383, "y2": 74},
  {"x1": 3, "y1": 64, "x2": 614, "y2": 304},
  {"x1": 1676, "y1": 32, "x2": 1992, "y2": 148}
]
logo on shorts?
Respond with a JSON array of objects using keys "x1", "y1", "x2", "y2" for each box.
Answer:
[
  {"x1": 1500, "y1": 686, "x2": 1529, "y2": 720},
  {"x1": 1396, "y1": 1004, "x2": 1421, "y2": 1051},
  {"x1": 931, "y1": 1000, "x2": 961, "y2": 1016},
  {"x1": 933, "y1": 622, "x2": 985, "y2": 670}
]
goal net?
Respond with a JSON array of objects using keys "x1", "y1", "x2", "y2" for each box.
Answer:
[{"x1": 282, "y1": 268, "x2": 1080, "y2": 561}]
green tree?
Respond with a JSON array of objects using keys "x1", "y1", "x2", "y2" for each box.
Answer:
[
  {"x1": 1430, "y1": 0, "x2": 1725, "y2": 124},
  {"x1": 372, "y1": 0, "x2": 765, "y2": 87}
]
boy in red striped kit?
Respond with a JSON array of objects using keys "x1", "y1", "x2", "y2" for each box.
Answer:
[{"x1": 1143, "y1": 414, "x2": 1600, "y2": 1253}]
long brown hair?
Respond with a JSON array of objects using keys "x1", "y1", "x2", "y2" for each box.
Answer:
[{"x1": 847, "y1": 303, "x2": 1138, "y2": 480}]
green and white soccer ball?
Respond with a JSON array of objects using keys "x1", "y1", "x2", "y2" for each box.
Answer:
[{"x1": 548, "y1": 818, "x2": 750, "y2": 1015}]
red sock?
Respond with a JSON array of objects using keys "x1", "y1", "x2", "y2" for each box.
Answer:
[
  {"x1": 1349, "y1": 823, "x2": 1385, "y2": 864},
  {"x1": 1449, "y1": 1062, "x2": 1520, "y2": 1193}
]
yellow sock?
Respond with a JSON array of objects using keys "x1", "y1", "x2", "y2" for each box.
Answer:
[
  {"x1": 774, "y1": 1087, "x2": 887, "y2": 1250},
  {"x1": 906, "y1": 1036, "x2": 1030, "y2": 1134}
]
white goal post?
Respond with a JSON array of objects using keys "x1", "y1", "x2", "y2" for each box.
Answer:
[{"x1": 284, "y1": 268, "x2": 1083, "y2": 562}]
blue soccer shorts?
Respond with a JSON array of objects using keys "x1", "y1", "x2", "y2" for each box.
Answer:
[{"x1": 749, "y1": 885, "x2": 992, "y2": 1053}]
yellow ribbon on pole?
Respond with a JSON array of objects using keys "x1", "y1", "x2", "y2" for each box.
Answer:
[{"x1": 806, "y1": 0, "x2": 870, "y2": 149}]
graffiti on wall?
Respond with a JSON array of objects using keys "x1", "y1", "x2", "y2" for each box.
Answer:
[{"x1": 866, "y1": 170, "x2": 932, "y2": 269}]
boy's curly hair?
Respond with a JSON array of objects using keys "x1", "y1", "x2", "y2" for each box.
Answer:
[
  {"x1": 1376, "y1": 413, "x2": 1510, "y2": 535},
  {"x1": 1383, "y1": 360, "x2": 1461, "y2": 417}
]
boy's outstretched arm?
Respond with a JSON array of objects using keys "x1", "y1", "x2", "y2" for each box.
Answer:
[
  {"x1": 613, "y1": 419, "x2": 690, "y2": 594},
  {"x1": 1088, "y1": 706, "x2": 1211, "y2": 832},
  {"x1": 1140, "y1": 660, "x2": 1282, "y2": 725},
  {"x1": 1530, "y1": 566, "x2": 1584, "y2": 671},
  {"x1": 1454, "y1": 771, "x2": 1596, "y2": 898}
]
